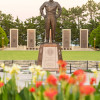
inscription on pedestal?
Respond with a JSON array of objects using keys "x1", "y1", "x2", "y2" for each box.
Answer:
[
  {"x1": 42, "y1": 47, "x2": 58, "y2": 68},
  {"x1": 27, "y1": 29, "x2": 36, "y2": 48},
  {"x1": 80, "y1": 29, "x2": 88, "y2": 48},
  {"x1": 10, "y1": 29, "x2": 18, "y2": 48},
  {"x1": 62, "y1": 29, "x2": 71, "y2": 49}
]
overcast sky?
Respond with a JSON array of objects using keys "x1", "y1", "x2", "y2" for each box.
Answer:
[{"x1": 0, "y1": 0, "x2": 99, "y2": 21}]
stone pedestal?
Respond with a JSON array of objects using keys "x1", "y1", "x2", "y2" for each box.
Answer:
[
  {"x1": 38, "y1": 43, "x2": 62, "y2": 70},
  {"x1": 10, "y1": 29, "x2": 18, "y2": 48},
  {"x1": 62, "y1": 29, "x2": 71, "y2": 50},
  {"x1": 80, "y1": 29, "x2": 88, "y2": 48}
]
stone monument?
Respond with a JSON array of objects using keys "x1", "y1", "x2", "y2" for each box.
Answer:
[
  {"x1": 80, "y1": 29, "x2": 88, "y2": 48},
  {"x1": 62, "y1": 29, "x2": 71, "y2": 50},
  {"x1": 27, "y1": 29, "x2": 36, "y2": 49},
  {"x1": 38, "y1": 43, "x2": 62, "y2": 69},
  {"x1": 10, "y1": 29, "x2": 18, "y2": 48},
  {"x1": 38, "y1": 0, "x2": 62, "y2": 70}
]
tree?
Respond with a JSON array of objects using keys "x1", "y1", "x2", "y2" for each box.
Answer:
[
  {"x1": 89, "y1": 25, "x2": 100, "y2": 48},
  {"x1": 14, "y1": 17, "x2": 26, "y2": 45},
  {"x1": 0, "y1": 26, "x2": 9, "y2": 47},
  {"x1": 86, "y1": 0, "x2": 98, "y2": 20},
  {"x1": 0, "y1": 0, "x2": 100, "y2": 46},
  {"x1": 0, "y1": 13, "x2": 14, "y2": 36},
  {"x1": 24, "y1": 16, "x2": 45, "y2": 45}
]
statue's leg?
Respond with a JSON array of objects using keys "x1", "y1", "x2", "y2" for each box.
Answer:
[
  {"x1": 45, "y1": 17, "x2": 50, "y2": 42},
  {"x1": 51, "y1": 16, "x2": 56, "y2": 42}
]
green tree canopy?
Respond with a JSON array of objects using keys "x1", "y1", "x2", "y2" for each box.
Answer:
[
  {"x1": 0, "y1": 0, "x2": 100, "y2": 46},
  {"x1": 89, "y1": 25, "x2": 100, "y2": 48},
  {"x1": 0, "y1": 26, "x2": 9, "y2": 47}
]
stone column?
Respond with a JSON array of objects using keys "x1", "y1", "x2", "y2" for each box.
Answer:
[
  {"x1": 27, "y1": 29, "x2": 36, "y2": 48},
  {"x1": 62, "y1": 29, "x2": 71, "y2": 50},
  {"x1": 80, "y1": 29, "x2": 88, "y2": 48},
  {"x1": 10, "y1": 29, "x2": 18, "y2": 48}
]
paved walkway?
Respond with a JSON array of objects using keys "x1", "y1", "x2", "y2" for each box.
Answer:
[
  {"x1": 0, "y1": 72, "x2": 100, "y2": 89},
  {"x1": 0, "y1": 47, "x2": 95, "y2": 51}
]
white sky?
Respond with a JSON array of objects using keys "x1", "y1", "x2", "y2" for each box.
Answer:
[{"x1": 0, "y1": 0, "x2": 99, "y2": 21}]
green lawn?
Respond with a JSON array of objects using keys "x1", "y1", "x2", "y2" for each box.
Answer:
[{"x1": 0, "y1": 51, "x2": 100, "y2": 61}]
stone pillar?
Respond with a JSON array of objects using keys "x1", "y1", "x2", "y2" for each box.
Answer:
[
  {"x1": 62, "y1": 29, "x2": 71, "y2": 50},
  {"x1": 80, "y1": 29, "x2": 88, "y2": 48},
  {"x1": 10, "y1": 29, "x2": 18, "y2": 48},
  {"x1": 27, "y1": 29, "x2": 36, "y2": 48}
]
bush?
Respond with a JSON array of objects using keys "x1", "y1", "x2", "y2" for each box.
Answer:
[
  {"x1": 89, "y1": 25, "x2": 100, "y2": 48},
  {"x1": 0, "y1": 26, "x2": 9, "y2": 47}
]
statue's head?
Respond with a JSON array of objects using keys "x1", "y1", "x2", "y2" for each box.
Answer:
[{"x1": 49, "y1": 0, "x2": 53, "y2": 2}]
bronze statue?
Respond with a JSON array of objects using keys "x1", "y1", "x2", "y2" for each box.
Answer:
[{"x1": 40, "y1": 0, "x2": 62, "y2": 43}]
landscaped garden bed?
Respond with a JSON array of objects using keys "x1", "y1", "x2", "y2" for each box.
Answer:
[{"x1": 0, "y1": 61, "x2": 100, "y2": 100}]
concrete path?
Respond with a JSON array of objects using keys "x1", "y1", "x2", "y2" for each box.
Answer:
[{"x1": 0, "y1": 72, "x2": 100, "y2": 90}]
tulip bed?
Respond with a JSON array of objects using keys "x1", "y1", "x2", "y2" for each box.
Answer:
[{"x1": 0, "y1": 60, "x2": 100, "y2": 100}]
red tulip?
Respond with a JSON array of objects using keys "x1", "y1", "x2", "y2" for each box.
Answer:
[
  {"x1": 90, "y1": 77, "x2": 96, "y2": 85},
  {"x1": 57, "y1": 60, "x2": 63, "y2": 65},
  {"x1": 68, "y1": 77, "x2": 76, "y2": 84},
  {"x1": 36, "y1": 81, "x2": 42, "y2": 88},
  {"x1": 44, "y1": 89, "x2": 58, "y2": 100},
  {"x1": 47, "y1": 75, "x2": 57, "y2": 86},
  {"x1": 29, "y1": 87, "x2": 35, "y2": 93},
  {"x1": 73, "y1": 69, "x2": 84, "y2": 76},
  {"x1": 77, "y1": 74, "x2": 86, "y2": 86},
  {"x1": 59, "y1": 74, "x2": 69, "y2": 81},
  {"x1": 57, "y1": 60, "x2": 67, "y2": 68},
  {"x1": 80, "y1": 85, "x2": 95, "y2": 95},
  {"x1": 0, "y1": 81, "x2": 4, "y2": 88}
]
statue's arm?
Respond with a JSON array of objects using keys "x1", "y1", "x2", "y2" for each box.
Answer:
[
  {"x1": 56, "y1": 3, "x2": 62, "y2": 18},
  {"x1": 40, "y1": 2, "x2": 46, "y2": 17}
]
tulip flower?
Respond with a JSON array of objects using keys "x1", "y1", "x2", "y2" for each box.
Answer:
[
  {"x1": 36, "y1": 81, "x2": 42, "y2": 88},
  {"x1": 0, "y1": 81, "x2": 4, "y2": 88},
  {"x1": 59, "y1": 74, "x2": 69, "y2": 81},
  {"x1": 44, "y1": 89, "x2": 58, "y2": 100},
  {"x1": 80, "y1": 85, "x2": 95, "y2": 95},
  {"x1": 29, "y1": 87, "x2": 35, "y2": 93},
  {"x1": 46, "y1": 75, "x2": 57, "y2": 86},
  {"x1": 90, "y1": 77, "x2": 96, "y2": 85}
]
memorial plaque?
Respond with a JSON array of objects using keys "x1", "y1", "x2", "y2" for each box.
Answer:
[
  {"x1": 62, "y1": 29, "x2": 71, "y2": 49},
  {"x1": 80, "y1": 29, "x2": 88, "y2": 48},
  {"x1": 42, "y1": 47, "x2": 58, "y2": 68},
  {"x1": 27, "y1": 29, "x2": 36, "y2": 48},
  {"x1": 10, "y1": 29, "x2": 18, "y2": 48},
  {"x1": 38, "y1": 43, "x2": 62, "y2": 69}
]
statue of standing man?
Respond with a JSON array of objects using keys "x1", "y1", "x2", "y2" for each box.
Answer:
[{"x1": 40, "y1": 0, "x2": 62, "y2": 43}]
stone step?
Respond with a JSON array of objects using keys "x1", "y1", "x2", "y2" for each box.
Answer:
[{"x1": 72, "y1": 48, "x2": 94, "y2": 51}]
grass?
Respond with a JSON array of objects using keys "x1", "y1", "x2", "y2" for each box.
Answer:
[
  {"x1": 0, "y1": 51, "x2": 100, "y2": 61},
  {"x1": 62, "y1": 51, "x2": 100, "y2": 61},
  {"x1": 0, "y1": 51, "x2": 38, "y2": 60}
]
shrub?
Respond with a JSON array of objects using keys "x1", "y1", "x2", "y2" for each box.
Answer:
[
  {"x1": 0, "y1": 26, "x2": 9, "y2": 47},
  {"x1": 89, "y1": 25, "x2": 100, "y2": 48}
]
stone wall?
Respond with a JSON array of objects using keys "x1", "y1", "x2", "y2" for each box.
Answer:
[
  {"x1": 0, "y1": 60, "x2": 100, "y2": 71},
  {"x1": 66, "y1": 61, "x2": 100, "y2": 70},
  {"x1": 0, "y1": 60, "x2": 36, "y2": 67}
]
